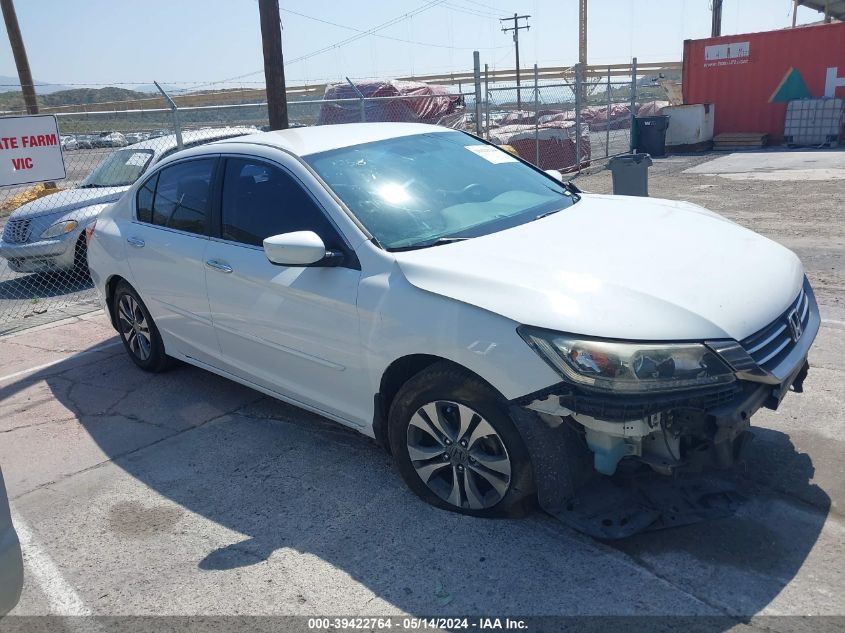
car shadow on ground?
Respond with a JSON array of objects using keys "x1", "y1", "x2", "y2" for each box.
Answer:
[
  {"x1": 0, "y1": 343, "x2": 832, "y2": 620},
  {"x1": 0, "y1": 270, "x2": 92, "y2": 301}
]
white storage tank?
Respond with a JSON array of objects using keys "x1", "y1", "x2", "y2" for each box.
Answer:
[{"x1": 784, "y1": 98, "x2": 844, "y2": 147}]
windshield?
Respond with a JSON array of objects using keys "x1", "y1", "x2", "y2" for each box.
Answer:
[
  {"x1": 304, "y1": 132, "x2": 578, "y2": 250},
  {"x1": 80, "y1": 148, "x2": 154, "y2": 187}
]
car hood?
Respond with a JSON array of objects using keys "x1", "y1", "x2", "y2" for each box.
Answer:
[
  {"x1": 393, "y1": 194, "x2": 804, "y2": 341},
  {"x1": 8, "y1": 186, "x2": 128, "y2": 220}
]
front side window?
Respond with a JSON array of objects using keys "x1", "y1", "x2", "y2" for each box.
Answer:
[
  {"x1": 136, "y1": 173, "x2": 158, "y2": 223},
  {"x1": 81, "y1": 149, "x2": 154, "y2": 188},
  {"x1": 221, "y1": 158, "x2": 337, "y2": 247},
  {"x1": 135, "y1": 159, "x2": 215, "y2": 235},
  {"x1": 304, "y1": 131, "x2": 578, "y2": 250}
]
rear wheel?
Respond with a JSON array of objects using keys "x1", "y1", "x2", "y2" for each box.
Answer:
[
  {"x1": 388, "y1": 362, "x2": 535, "y2": 517},
  {"x1": 113, "y1": 281, "x2": 169, "y2": 372}
]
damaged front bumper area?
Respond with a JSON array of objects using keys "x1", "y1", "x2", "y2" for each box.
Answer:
[
  {"x1": 517, "y1": 359, "x2": 809, "y2": 478},
  {"x1": 509, "y1": 280, "x2": 820, "y2": 538},
  {"x1": 510, "y1": 362, "x2": 810, "y2": 539}
]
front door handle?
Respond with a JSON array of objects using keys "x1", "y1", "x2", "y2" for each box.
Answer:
[
  {"x1": 126, "y1": 237, "x2": 145, "y2": 248},
  {"x1": 206, "y1": 259, "x2": 233, "y2": 273}
]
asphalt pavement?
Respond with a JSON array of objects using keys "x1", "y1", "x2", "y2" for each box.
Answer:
[
  {"x1": 0, "y1": 150, "x2": 842, "y2": 628},
  {"x1": 0, "y1": 312, "x2": 843, "y2": 626}
]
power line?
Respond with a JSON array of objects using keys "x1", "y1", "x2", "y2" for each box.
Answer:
[
  {"x1": 456, "y1": 0, "x2": 500, "y2": 11},
  {"x1": 191, "y1": 0, "x2": 449, "y2": 91},
  {"x1": 285, "y1": 0, "x2": 451, "y2": 64},
  {"x1": 280, "y1": 7, "x2": 507, "y2": 50},
  {"x1": 203, "y1": 0, "x2": 514, "y2": 92},
  {"x1": 441, "y1": 2, "x2": 500, "y2": 19}
]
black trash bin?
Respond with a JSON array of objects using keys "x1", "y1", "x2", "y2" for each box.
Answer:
[
  {"x1": 635, "y1": 115, "x2": 670, "y2": 157},
  {"x1": 609, "y1": 152, "x2": 653, "y2": 196}
]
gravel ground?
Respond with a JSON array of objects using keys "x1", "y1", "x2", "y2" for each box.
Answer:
[{"x1": 572, "y1": 150, "x2": 845, "y2": 320}]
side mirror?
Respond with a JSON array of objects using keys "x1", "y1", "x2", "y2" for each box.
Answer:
[
  {"x1": 544, "y1": 169, "x2": 564, "y2": 182},
  {"x1": 263, "y1": 231, "x2": 336, "y2": 267}
]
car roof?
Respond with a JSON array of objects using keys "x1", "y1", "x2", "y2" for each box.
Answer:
[
  {"x1": 211, "y1": 122, "x2": 455, "y2": 157},
  {"x1": 127, "y1": 126, "x2": 258, "y2": 153}
]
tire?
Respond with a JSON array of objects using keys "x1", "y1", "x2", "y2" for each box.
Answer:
[
  {"x1": 388, "y1": 362, "x2": 535, "y2": 517},
  {"x1": 112, "y1": 280, "x2": 170, "y2": 372}
]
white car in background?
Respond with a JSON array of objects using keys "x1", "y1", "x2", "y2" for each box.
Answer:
[
  {"x1": 86, "y1": 123, "x2": 819, "y2": 525},
  {"x1": 60, "y1": 135, "x2": 78, "y2": 151},
  {"x1": 0, "y1": 127, "x2": 256, "y2": 275}
]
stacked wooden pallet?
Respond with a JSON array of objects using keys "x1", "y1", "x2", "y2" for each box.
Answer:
[{"x1": 713, "y1": 133, "x2": 769, "y2": 150}]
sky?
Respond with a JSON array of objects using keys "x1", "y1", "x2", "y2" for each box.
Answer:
[{"x1": 0, "y1": 0, "x2": 824, "y2": 90}]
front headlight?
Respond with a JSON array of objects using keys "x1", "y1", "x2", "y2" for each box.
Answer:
[
  {"x1": 518, "y1": 326, "x2": 735, "y2": 393},
  {"x1": 40, "y1": 220, "x2": 78, "y2": 239}
]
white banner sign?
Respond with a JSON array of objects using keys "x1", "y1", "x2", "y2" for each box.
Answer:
[{"x1": 0, "y1": 114, "x2": 66, "y2": 187}]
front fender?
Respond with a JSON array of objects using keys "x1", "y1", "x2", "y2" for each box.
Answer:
[{"x1": 357, "y1": 262, "x2": 561, "y2": 403}]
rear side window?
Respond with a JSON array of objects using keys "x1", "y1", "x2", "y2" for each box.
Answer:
[
  {"x1": 220, "y1": 158, "x2": 337, "y2": 247},
  {"x1": 135, "y1": 158, "x2": 215, "y2": 235}
]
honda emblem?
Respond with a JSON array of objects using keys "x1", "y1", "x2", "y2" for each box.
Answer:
[{"x1": 787, "y1": 308, "x2": 803, "y2": 342}]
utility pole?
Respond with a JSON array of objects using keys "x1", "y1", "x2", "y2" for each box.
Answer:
[
  {"x1": 710, "y1": 0, "x2": 723, "y2": 37},
  {"x1": 1, "y1": 0, "x2": 38, "y2": 114},
  {"x1": 500, "y1": 13, "x2": 530, "y2": 111},
  {"x1": 258, "y1": 0, "x2": 288, "y2": 130},
  {"x1": 578, "y1": 0, "x2": 587, "y2": 66}
]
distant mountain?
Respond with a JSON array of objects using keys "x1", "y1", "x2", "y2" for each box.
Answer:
[
  {"x1": 0, "y1": 75, "x2": 71, "y2": 95},
  {"x1": 0, "y1": 87, "x2": 148, "y2": 111}
]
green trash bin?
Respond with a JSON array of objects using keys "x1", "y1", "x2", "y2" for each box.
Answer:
[{"x1": 609, "y1": 153, "x2": 653, "y2": 197}]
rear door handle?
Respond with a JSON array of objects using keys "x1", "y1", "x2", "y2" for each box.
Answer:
[
  {"x1": 126, "y1": 237, "x2": 145, "y2": 248},
  {"x1": 206, "y1": 259, "x2": 233, "y2": 273}
]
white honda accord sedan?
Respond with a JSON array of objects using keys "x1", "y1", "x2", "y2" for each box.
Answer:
[{"x1": 87, "y1": 123, "x2": 819, "y2": 521}]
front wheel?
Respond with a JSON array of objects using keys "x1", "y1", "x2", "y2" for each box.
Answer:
[
  {"x1": 72, "y1": 235, "x2": 90, "y2": 280},
  {"x1": 113, "y1": 281, "x2": 169, "y2": 372},
  {"x1": 388, "y1": 362, "x2": 535, "y2": 517}
]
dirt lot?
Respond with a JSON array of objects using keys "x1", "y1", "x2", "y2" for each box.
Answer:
[
  {"x1": 0, "y1": 150, "x2": 843, "y2": 629},
  {"x1": 574, "y1": 149, "x2": 845, "y2": 320}
]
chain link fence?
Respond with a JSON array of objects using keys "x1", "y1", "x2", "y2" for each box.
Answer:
[
  {"x1": 0, "y1": 104, "x2": 277, "y2": 333},
  {"x1": 0, "y1": 61, "x2": 673, "y2": 332},
  {"x1": 480, "y1": 61, "x2": 673, "y2": 172},
  {"x1": 0, "y1": 94, "x2": 471, "y2": 332}
]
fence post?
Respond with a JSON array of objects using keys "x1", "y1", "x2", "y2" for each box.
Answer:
[
  {"x1": 473, "y1": 51, "x2": 483, "y2": 136},
  {"x1": 629, "y1": 56, "x2": 638, "y2": 153},
  {"x1": 534, "y1": 64, "x2": 540, "y2": 166},
  {"x1": 606, "y1": 66, "x2": 611, "y2": 157},
  {"x1": 155, "y1": 80, "x2": 183, "y2": 150},
  {"x1": 484, "y1": 63, "x2": 490, "y2": 139},
  {"x1": 346, "y1": 77, "x2": 366, "y2": 122},
  {"x1": 574, "y1": 62, "x2": 582, "y2": 171}
]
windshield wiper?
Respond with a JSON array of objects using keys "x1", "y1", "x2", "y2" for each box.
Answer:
[
  {"x1": 79, "y1": 183, "x2": 108, "y2": 188},
  {"x1": 534, "y1": 208, "x2": 562, "y2": 221},
  {"x1": 390, "y1": 236, "x2": 469, "y2": 252}
]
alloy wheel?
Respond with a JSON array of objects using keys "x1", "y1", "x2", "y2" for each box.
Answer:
[
  {"x1": 117, "y1": 294, "x2": 152, "y2": 361},
  {"x1": 406, "y1": 400, "x2": 512, "y2": 510}
]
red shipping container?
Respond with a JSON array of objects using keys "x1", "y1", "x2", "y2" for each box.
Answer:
[{"x1": 682, "y1": 22, "x2": 845, "y2": 143}]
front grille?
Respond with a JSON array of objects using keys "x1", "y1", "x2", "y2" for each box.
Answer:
[
  {"x1": 2, "y1": 219, "x2": 31, "y2": 243},
  {"x1": 741, "y1": 282, "x2": 810, "y2": 371}
]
